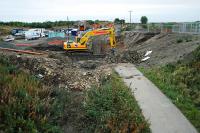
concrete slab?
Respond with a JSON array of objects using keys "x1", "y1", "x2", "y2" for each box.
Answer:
[{"x1": 115, "y1": 63, "x2": 198, "y2": 133}]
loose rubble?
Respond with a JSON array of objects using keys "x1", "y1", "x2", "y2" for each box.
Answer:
[
  {"x1": 105, "y1": 49, "x2": 142, "y2": 64},
  {"x1": 0, "y1": 51, "x2": 112, "y2": 91},
  {"x1": 1, "y1": 31, "x2": 200, "y2": 91}
]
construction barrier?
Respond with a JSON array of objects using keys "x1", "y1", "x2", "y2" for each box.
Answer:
[{"x1": 48, "y1": 32, "x2": 65, "y2": 38}]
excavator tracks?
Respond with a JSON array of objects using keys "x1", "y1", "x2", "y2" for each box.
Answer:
[{"x1": 65, "y1": 51, "x2": 106, "y2": 60}]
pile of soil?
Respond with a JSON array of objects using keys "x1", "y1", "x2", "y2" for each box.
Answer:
[
  {"x1": 32, "y1": 42, "x2": 64, "y2": 51},
  {"x1": 124, "y1": 31, "x2": 158, "y2": 48},
  {"x1": 124, "y1": 32, "x2": 200, "y2": 67},
  {"x1": 31, "y1": 37, "x2": 66, "y2": 51},
  {"x1": 105, "y1": 49, "x2": 142, "y2": 64}
]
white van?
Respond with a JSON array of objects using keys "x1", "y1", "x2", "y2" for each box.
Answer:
[
  {"x1": 25, "y1": 28, "x2": 45, "y2": 40},
  {"x1": 25, "y1": 30, "x2": 40, "y2": 40}
]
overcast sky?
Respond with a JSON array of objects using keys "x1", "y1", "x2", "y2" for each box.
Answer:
[{"x1": 0, "y1": 0, "x2": 200, "y2": 22}]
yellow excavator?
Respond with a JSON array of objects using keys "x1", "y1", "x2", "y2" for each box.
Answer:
[{"x1": 63, "y1": 28, "x2": 116, "y2": 54}]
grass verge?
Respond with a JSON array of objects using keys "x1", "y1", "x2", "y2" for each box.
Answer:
[
  {"x1": 139, "y1": 46, "x2": 200, "y2": 132},
  {"x1": 83, "y1": 72, "x2": 150, "y2": 133}
]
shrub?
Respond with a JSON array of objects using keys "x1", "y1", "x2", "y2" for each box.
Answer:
[
  {"x1": 176, "y1": 38, "x2": 183, "y2": 43},
  {"x1": 193, "y1": 46, "x2": 200, "y2": 61}
]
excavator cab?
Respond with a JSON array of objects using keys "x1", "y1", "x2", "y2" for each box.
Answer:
[{"x1": 76, "y1": 37, "x2": 81, "y2": 43}]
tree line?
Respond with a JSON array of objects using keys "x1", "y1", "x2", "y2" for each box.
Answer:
[
  {"x1": 0, "y1": 21, "x2": 75, "y2": 28},
  {"x1": 0, "y1": 20, "x2": 111, "y2": 28}
]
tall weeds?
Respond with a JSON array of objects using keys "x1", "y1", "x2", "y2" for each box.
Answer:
[{"x1": 0, "y1": 57, "x2": 66, "y2": 132}]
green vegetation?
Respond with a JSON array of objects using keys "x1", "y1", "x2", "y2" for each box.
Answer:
[
  {"x1": 177, "y1": 36, "x2": 193, "y2": 43},
  {"x1": 84, "y1": 73, "x2": 150, "y2": 133},
  {"x1": 0, "y1": 57, "x2": 67, "y2": 132},
  {"x1": 114, "y1": 18, "x2": 125, "y2": 25},
  {"x1": 0, "y1": 20, "x2": 112, "y2": 29},
  {"x1": 0, "y1": 21, "x2": 75, "y2": 29},
  {"x1": 176, "y1": 38, "x2": 184, "y2": 43},
  {"x1": 140, "y1": 16, "x2": 148, "y2": 24},
  {"x1": 140, "y1": 46, "x2": 200, "y2": 131},
  {"x1": 0, "y1": 56, "x2": 150, "y2": 132},
  {"x1": 0, "y1": 26, "x2": 12, "y2": 35}
]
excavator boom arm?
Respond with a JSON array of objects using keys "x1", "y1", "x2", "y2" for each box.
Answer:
[{"x1": 79, "y1": 28, "x2": 116, "y2": 48}]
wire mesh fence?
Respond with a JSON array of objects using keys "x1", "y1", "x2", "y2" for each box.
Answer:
[
  {"x1": 124, "y1": 22, "x2": 200, "y2": 34},
  {"x1": 172, "y1": 22, "x2": 200, "y2": 34}
]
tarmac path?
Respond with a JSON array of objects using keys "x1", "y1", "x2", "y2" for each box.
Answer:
[{"x1": 115, "y1": 63, "x2": 198, "y2": 133}]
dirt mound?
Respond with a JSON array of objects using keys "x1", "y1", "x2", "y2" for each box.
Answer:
[
  {"x1": 126, "y1": 33, "x2": 200, "y2": 67},
  {"x1": 30, "y1": 37, "x2": 66, "y2": 51},
  {"x1": 105, "y1": 49, "x2": 142, "y2": 64},
  {"x1": 124, "y1": 31, "x2": 158, "y2": 48},
  {"x1": 31, "y1": 42, "x2": 64, "y2": 51}
]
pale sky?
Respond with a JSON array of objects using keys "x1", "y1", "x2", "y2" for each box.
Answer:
[{"x1": 0, "y1": 0, "x2": 200, "y2": 22}]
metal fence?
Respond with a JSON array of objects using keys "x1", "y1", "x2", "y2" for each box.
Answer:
[
  {"x1": 172, "y1": 22, "x2": 200, "y2": 34},
  {"x1": 127, "y1": 22, "x2": 200, "y2": 34},
  {"x1": 48, "y1": 32, "x2": 65, "y2": 38}
]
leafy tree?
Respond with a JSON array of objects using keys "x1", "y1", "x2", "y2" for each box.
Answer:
[
  {"x1": 120, "y1": 19, "x2": 125, "y2": 24},
  {"x1": 87, "y1": 20, "x2": 94, "y2": 25},
  {"x1": 94, "y1": 20, "x2": 100, "y2": 24},
  {"x1": 114, "y1": 18, "x2": 125, "y2": 24},
  {"x1": 114, "y1": 18, "x2": 120, "y2": 24},
  {"x1": 140, "y1": 16, "x2": 148, "y2": 24}
]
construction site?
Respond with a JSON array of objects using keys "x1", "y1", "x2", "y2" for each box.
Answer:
[
  {"x1": 0, "y1": 1, "x2": 200, "y2": 133},
  {"x1": 1, "y1": 22, "x2": 200, "y2": 88}
]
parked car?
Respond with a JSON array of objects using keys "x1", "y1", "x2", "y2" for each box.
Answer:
[
  {"x1": 11, "y1": 28, "x2": 24, "y2": 36},
  {"x1": 3, "y1": 35, "x2": 15, "y2": 42}
]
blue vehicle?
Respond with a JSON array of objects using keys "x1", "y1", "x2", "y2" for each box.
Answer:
[{"x1": 11, "y1": 28, "x2": 24, "y2": 36}]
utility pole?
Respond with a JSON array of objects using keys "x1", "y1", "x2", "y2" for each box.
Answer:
[
  {"x1": 67, "y1": 16, "x2": 69, "y2": 42},
  {"x1": 129, "y1": 11, "x2": 132, "y2": 28}
]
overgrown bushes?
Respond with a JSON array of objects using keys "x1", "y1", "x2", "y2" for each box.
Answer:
[
  {"x1": 0, "y1": 57, "x2": 67, "y2": 132},
  {"x1": 140, "y1": 46, "x2": 200, "y2": 131},
  {"x1": 84, "y1": 73, "x2": 150, "y2": 133},
  {"x1": 0, "y1": 26, "x2": 12, "y2": 35}
]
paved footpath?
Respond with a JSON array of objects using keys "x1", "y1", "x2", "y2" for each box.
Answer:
[{"x1": 115, "y1": 63, "x2": 198, "y2": 133}]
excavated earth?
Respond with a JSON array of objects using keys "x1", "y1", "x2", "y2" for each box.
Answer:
[
  {"x1": 124, "y1": 31, "x2": 200, "y2": 67},
  {"x1": 0, "y1": 50, "x2": 113, "y2": 91},
  {"x1": 1, "y1": 32, "x2": 200, "y2": 89}
]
